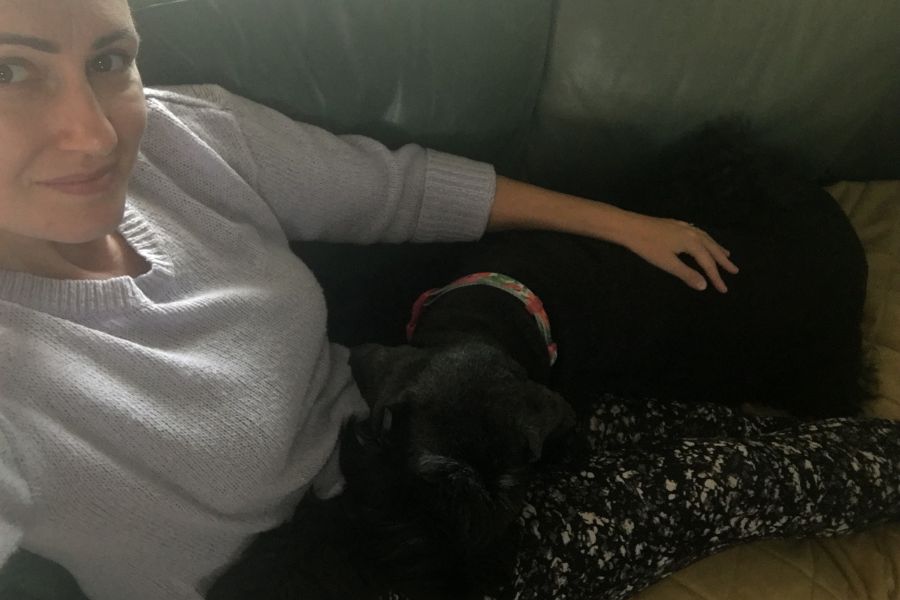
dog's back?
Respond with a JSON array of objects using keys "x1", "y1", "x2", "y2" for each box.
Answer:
[
  {"x1": 461, "y1": 124, "x2": 869, "y2": 415},
  {"x1": 299, "y1": 123, "x2": 870, "y2": 416}
]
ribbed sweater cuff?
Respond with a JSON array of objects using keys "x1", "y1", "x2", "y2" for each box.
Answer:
[
  {"x1": 414, "y1": 150, "x2": 496, "y2": 242},
  {"x1": 0, "y1": 523, "x2": 21, "y2": 566}
]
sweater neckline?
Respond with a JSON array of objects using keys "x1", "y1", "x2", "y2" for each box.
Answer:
[{"x1": 0, "y1": 199, "x2": 174, "y2": 318}]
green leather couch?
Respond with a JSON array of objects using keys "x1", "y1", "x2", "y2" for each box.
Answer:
[
  {"x1": 128, "y1": 0, "x2": 900, "y2": 184},
  {"x1": 4, "y1": 1, "x2": 899, "y2": 598}
]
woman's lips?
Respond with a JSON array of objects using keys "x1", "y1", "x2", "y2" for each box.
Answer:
[{"x1": 37, "y1": 164, "x2": 117, "y2": 195}]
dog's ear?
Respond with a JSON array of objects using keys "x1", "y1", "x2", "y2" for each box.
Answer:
[
  {"x1": 349, "y1": 343, "x2": 396, "y2": 401},
  {"x1": 510, "y1": 381, "x2": 575, "y2": 462},
  {"x1": 349, "y1": 343, "x2": 428, "y2": 408}
]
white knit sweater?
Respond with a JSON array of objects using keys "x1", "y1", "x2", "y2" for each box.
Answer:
[{"x1": 0, "y1": 84, "x2": 496, "y2": 600}]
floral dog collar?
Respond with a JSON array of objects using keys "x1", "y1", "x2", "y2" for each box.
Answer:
[{"x1": 406, "y1": 272, "x2": 558, "y2": 366}]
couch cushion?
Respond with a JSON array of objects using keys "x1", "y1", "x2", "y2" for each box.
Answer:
[{"x1": 831, "y1": 181, "x2": 900, "y2": 418}]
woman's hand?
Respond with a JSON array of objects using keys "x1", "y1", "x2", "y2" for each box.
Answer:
[
  {"x1": 619, "y1": 213, "x2": 738, "y2": 292},
  {"x1": 488, "y1": 176, "x2": 739, "y2": 292}
]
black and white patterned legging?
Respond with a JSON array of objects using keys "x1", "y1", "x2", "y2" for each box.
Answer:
[{"x1": 393, "y1": 394, "x2": 900, "y2": 600}]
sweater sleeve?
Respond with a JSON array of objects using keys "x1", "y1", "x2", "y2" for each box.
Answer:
[
  {"x1": 0, "y1": 419, "x2": 30, "y2": 567},
  {"x1": 155, "y1": 84, "x2": 496, "y2": 244}
]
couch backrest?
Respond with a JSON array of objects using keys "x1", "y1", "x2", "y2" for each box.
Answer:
[
  {"x1": 528, "y1": 0, "x2": 900, "y2": 186},
  {"x1": 130, "y1": 0, "x2": 900, "y2": 183},
  {"x1": 130, "y1": 0, "x2": 554, "y2": 175}
]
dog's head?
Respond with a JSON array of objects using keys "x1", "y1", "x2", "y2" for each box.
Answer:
[{"x1": 340, "y1": 342, "x2": 574, "y2": 594}]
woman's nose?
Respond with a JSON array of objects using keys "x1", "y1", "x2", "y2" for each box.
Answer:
[{"x1": 51, "y1": 80, "x2": 118, "y2": 156}]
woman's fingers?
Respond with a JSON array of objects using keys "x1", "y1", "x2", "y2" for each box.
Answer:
[
  {"x1": 689, "y1": 248, "x2": 727, "y2": 292},
  {"x1": 649, "y1": 225, "x2": 738, "y2": 292},
  {"x1": 664, "y1": 256, "x2": 711, "y2": 291},
  {"x1": 623, "y1": 214, "x2": 741, "y2": 293},
  {"x1": 684, "y1": 227, "x2": 739, "y2": 293},
  {"x1": 693, "y1": 226, "x2": 739, "y2": 274}
]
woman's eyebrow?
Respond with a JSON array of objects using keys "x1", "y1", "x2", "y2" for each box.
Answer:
[
  {"x1": 93, "y1": 29, "x2": 141, "y2": 50},
  {"x1": 0, "y1": 29, "x2": 140, "y2": 53},
  {"x1": 0, "y1": 33, "x2": 59, "y2": 53}
]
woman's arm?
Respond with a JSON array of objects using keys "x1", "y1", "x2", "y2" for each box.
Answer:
[{"x1": 488, "y1": 176, "x2": 739, "y2": 293}]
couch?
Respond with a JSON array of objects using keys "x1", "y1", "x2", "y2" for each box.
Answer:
[{"x1": 3, "y1": 0, "x2": 899, "y2": 598}]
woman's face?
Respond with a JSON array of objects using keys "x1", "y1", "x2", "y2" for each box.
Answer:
[{"x1": 0, "y1": 0, "x2": 145, "y2": 246}]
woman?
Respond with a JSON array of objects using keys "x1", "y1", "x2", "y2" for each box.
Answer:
[{"x1": 1, "y1": 1, "x2": 895, "y2": 599}]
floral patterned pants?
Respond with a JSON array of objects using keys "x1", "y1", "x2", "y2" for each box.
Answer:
[{"x1": 391, "y1": 394, "x2": 900, "y2": 600}]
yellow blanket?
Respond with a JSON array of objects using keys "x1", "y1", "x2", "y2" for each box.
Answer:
[{"x1": 638, "y1": 180, "x2": 900, "y2": 600}]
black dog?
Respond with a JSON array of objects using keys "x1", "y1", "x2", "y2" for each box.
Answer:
[{"x1": 207, "y1": 124, "x2": 871, "y2": 600}]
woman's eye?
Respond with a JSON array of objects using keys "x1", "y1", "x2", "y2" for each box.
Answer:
[
  {"x1": 0, "y1": 63, "x2": 29, "y2": 85},
  {"x1": 88, "y1": 52, "x2": 132, "y2": 74}
]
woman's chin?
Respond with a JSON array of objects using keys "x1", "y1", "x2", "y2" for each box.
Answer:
[{"x1": 42, "y1": 209, "x2": 127, "y2": 246}]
